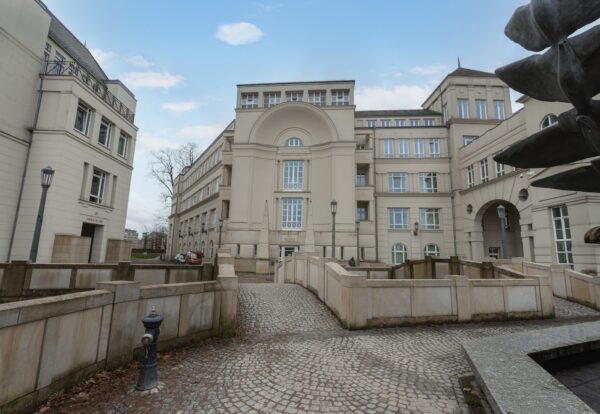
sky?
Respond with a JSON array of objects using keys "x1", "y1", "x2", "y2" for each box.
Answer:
[{"x1": 44, "y1": 0, "x2": 531, "y2": 235}]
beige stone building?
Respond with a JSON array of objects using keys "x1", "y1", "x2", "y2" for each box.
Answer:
[
  {"x1": 167, "y1": 69, "x2": 599, "y2": 273},
  {"x1": 0, "y1": 0, "x2": 137, "y2": 263}
]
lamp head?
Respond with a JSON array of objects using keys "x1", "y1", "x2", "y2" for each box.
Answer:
[
  {"x1": 496, "y1": 204, "x2": 506, "y2": 220},
  {"x1": 330, "y1": 200, "x2": 338, "y2": 214},
  {"x1": 41, "y1": 166, "x2": 55, "y2": 187}
]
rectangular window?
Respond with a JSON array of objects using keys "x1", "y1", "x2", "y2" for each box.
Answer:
[
  {"x1": 428, "y1": 138, "x2": 440, "y2": 158},
  {"x1": 367, "y1": 120, "x2": 376, "y2": 128},
  {"x1": 283, "y1": 160, "x2": 304, "y2": 191},
  {"x1": 98, "y1": 118, "x2": 113, "y2": 148},
  {"x1": 356, "y1": 207, "x2": 367, "y2": 221},
  {"x1": 475, "y1": 99, "x2": 488, "y2": 120},
  {"x1": 388, "y1": 208, "x2": 409, "y2": 229},
  {"x1": 264, "y1": 92, "x2": 281, "y2": 108},
  {"x1": 381, "y1": 119, "x2": 391, "y2": 127},
  {"x1": 388, "y1": 172, "x2": 407, "y2": 193},
  {"x1": 356, "y1": 172, "x2": 367, "y2": 186},
  {"x1": 286, "y1": 91, "x2": 303, "y2": 102},
  {"x1": 308, "y1": 90, "x2": 325, "y2": 106},
  {"x1": 480, "y1": 159, "x2": 489, "y2": 183},
  {"x1": 495, "y1": 160, "x2": 505, "y2": 177},
  {"x1": 395, "y1": 119, "x2": 405, "y2": 127},
  {"x1": 89, "y1": 168, "x2": 107, "y2": 204},
  {"x1": 457, "y1": 99, "x2": 469, "y2": 119},
  {"x1": 410, "y1": 119, "x2": 420, "y2": 127},
  {"x1": 467, "y1": 165, "x2": 475, "y2": 188},
  {"x1": 118, "y1": 131, "x2": 130, "y2": 158},
  {"x1": 383, "y1": 139, "x2": 394, "y2": 158},
  {"x1": 494, "y1": 100, "x2": 506, "y2": 120},
  {"x1": 424, "y1": 118, "x2": 434, "y2": 126},
  {"x1": 281, "y1": 198, "x2": 303, "y2": 230},
  {"x1": 418, "y1": 172, "x2": 438, "y2": 193},
  {"x1": 241, "y1": 92, "x2": 259, "y2": 109},
  {"x1": 414, "y1": 138, "x2": 424, "y2": 158},
  {"x1": 48, "y1": 51, "x2": 65, "y2": 75},
  {"x1": 552, "y1": 206, "x2": 573, "y2": 264},
  {"x1": 331, "y1": 89, "x2": 349, "y2": 106},
  {"x1": 420, "y1": 208, "x2": 441, "y2": 230},
  {"x1": 398, "y1": 139, "x2": 409, "y2": 158},
  {"x1": 74, "y1": 102, "x2": 92, "y2": 135},
  {"x1": 463, "y1": 135, "x2": 478, "y2": 146},
  {"x1": 442, "y1": 105, "x2": 448, "y2": 123}
]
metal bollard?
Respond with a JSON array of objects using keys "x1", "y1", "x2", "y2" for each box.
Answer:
[{"x1": 136, "y1": 306, "x2": 164, "y2": 391}]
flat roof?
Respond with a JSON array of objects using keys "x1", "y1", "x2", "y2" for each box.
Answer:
[{"x1": 237, "y1": 80, "x2": 355, "y2": 87}]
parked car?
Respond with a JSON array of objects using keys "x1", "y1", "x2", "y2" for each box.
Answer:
[
  {"x1": 185, "y1": 250, "x2": 204, "y2": 265},
  {"x1": 173, "y1": 253, "x2": 186, "y2": 264}
]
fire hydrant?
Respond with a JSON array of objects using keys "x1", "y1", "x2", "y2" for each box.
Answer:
[{"x1": 136, "y1": 306, "x2": 163, "y2": 391}]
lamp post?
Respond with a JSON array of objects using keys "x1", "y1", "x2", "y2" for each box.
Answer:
[
  {"x1": 330, "y1": 200, "x2": 337, "y2": 259},
  {"x1": 29, "y1": 166, "x2": 54, "y2": 263},
  {"x1": 355, "y1": 220, "x2": 360, "y2": 267},
  {"x1": 218, "y1": 218, "x2": 223, "y2": 248},
  {"x1": 496, "y1": 204, "x2": 507, "y2": 259}
]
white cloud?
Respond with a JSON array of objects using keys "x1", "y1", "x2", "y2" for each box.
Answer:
[
  {"x1": 355, "y1": 84, "x2": 433, "y2": 110},
  {"x1": 162, "y1": 101, "x2": 202, "y2": 113},
  {"x1": 90, "y1": 48, "x2": 116, "y2": 65},
  {"x1": 135, "y1": 131, "x2": 180, "y2": 152},
  {"x1": 127, "y1": 55, "x2": 154, "y2": 68},
  {"x1": 178, "y1": 124, "x2": 226, "y2": 143},
  {"x1": 215, "y1": 22, "x2": 264, "y2": 45},
  {"x1": 122, "y1": 71, "x2": 184, "y2": 89},
  {"x1": 409, "y1": 64, "x2": 448, "y2": 76},
  {"x1": 125, "y1": 190, "x2": 166, "y2": 233}
]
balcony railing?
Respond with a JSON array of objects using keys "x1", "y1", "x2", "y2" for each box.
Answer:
[{"x1": 44, "y1": 60, "x2": 135, "y2": 123}]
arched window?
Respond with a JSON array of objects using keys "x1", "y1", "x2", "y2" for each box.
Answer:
[
  {"x1": 391, "y1": 243, "x2": 407, "y2": 264},
  {"x1": 540, "y1": 114, "x2": 558, "y2": 130},
  {"x1": 285, "y1": 137, "x2": 303, "y2": 147},
  {"x1": 424, "y1": 243, "x2": 440, "y2": 257}
]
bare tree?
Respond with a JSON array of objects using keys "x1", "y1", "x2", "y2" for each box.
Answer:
[{"x1": 148, "y1": 142, "x2": 198, "y2": 204}]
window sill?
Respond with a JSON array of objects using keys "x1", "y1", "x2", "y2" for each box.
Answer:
[{"x1": 78, "y1": 198, "x2": 114, "y2": 211}]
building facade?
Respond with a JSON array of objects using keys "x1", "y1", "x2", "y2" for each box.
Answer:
[
  {"x1": 167, "y1": 69, "x2": 599, "y2": 274},
  {"x1": 0, "y1": 0, "x2": 137, "y2": 263}
]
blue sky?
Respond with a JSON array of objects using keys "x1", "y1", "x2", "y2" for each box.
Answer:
[{"x1": 44, "y1": 0, "x2": 530, "y2": 234}]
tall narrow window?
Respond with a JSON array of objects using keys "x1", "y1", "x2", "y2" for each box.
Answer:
[
  {"x1": 331, "y1": 89, "x2": 349, "y2": 106},
  {"x1": 383, "y1": 139, "x2": 394, "y2": 158},
  {"x1": 457, "y1": 99, "x2": 469, "y2": 119},
  {"x1": 308, "y1": 90, "x2": 325, "y2": 106},
  {"x1": 264, "y1": 92, "x2": 281, "y2": 108},
  {"x1": 391, "y1": 243, "x2": 408, "y2": 264},
  {"x1": 418, "y1": 172, "x2": 438, "y2": 193},
  {"x1": 414, "y1": 138, "x2": 424, "y2": 158},
  {"x1": 495, "y1": 160, "x2": 505, "y2": 177},
  {"x1": 442, "y1": 105, "x2": 448, "y2": 123},
  {"x1": 356, "y1": 206, "x2": 367, "y2": 221},
  {"x1": 428, "y1": 138, "x2": 440, "y2": 158},
  {"x1": 551, "y1": 206, "x2": 573, "y2": 264},
  {"x1": 98, "y1": 118, "x2": 113, "y2": 148},
  {"x1": 388, "y1": 208, "x2": 408, "y2": 229},
  {"x1": 420, "y1": 208, "x2": 441, "y2": 230},
  {"x1": 281, "y1": 198, "x2": 303, "y2": 229},
  {"x1": 49, "y1": 51, "x2": 65, "y2": 75},
  {"x1": 388, "y1": 173, "x2": 407, "y2": 193},
  {"x1": 494, "y1": 100, "x2": 506, "y2": 120},
  {"x1": 74, "y1": 102, "x2": 92, "y2": 135},
  {"x1": 480, "y1": 159, "x2": 489, "y2": 183},
  {"x1": 118, "y1": 131, "x2": 130, "y2": 158},
  {"x1": 398, "y1": 139, "x2": 409, "y2": 158},
  {"x1": 467, "y1": 165, "x2": 475, "y2": 188},
  {"x1": 89, "y1": 168, "x2": 107, "y2": 204},
  {"x1": 475, "y1": 99, "x2": 488, "y2": 120},
  {"x1": 283, "y1": 160, "x2": 304, "y2": 191},
  {"x1": 356, "y1": 172, "x2": 367, "y2": 186}
]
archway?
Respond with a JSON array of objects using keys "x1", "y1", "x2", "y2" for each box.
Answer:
[{"x1": 477, "y1": 201, "x2": 523, "y2": 259}]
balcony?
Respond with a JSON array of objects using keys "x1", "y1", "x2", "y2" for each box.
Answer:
[{"x1": 44, "y1": 60, "x2": 135, "y2": 123}]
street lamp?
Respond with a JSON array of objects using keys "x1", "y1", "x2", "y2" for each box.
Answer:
[
  {"x1": 355, "y1": 220, "x2": 360, "y2": 267},
  {"x1": 29, "y1": 166, "x2": 54, "y2": 262},
  {"x1": 496, "y1": 204, "x2": 507, "y2": 259},
  {"x1": 218, "y1": 218, "x2": 223, "y2": 248},
  {"x1": 330, "y1": 200, "x2": 337, "y2": 259}
]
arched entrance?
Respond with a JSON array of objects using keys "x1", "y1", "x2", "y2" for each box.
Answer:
[{"x1": 476, "y1": 201, "x2": 523, "y2": 259}]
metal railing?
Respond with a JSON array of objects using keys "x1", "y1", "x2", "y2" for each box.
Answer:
[{"x1": 44, "y1": 60, "x2": 135, "y2": 123}]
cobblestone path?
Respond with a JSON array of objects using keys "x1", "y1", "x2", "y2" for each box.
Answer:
[{"x1": 46, "y1": 284, "x2": 600, "y2": 414}]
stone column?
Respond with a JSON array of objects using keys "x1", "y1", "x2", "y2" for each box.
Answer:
[
  {"x1": 454, "y1": 276, "x2": 472, "y2": 322},
  {"x1": 2, "y1": 261, "x2": 29, "y2": 299},
  {"x1": 216, "y1": 264, "x2": 238, "y2": 336}
]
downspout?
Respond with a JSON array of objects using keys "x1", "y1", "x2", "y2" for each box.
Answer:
[
  {"x1": 371, "y1": 126, "x2": 379, "y2": 261},
  {"x1": 7, "y1": 71, "x2": 45, "y2": 260}
]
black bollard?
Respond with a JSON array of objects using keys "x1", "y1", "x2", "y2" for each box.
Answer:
[{"x1": 136, "y1": 306, "x2": 164, "y2": 391}]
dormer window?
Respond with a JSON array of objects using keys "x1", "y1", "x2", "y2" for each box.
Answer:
[{"x1": 285, "y1": 137, "x2": 303, "y2": 147}]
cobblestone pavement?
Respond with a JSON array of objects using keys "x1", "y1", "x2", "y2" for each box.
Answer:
[{"x1": 47, "y1": 284, "x2": 600, "y2": 414}]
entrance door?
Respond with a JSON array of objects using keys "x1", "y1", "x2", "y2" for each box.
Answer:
[{"x1": 81, "y1": 223, "x2": 96, "y2": 263}]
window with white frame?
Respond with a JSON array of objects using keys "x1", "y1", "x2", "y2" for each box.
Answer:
[
  {"x1": 398, "y1": 139, "x2": 409, "y2": 158},
  {"x1": 495, "y1": 160, "x2": 505, "y2": 177},
  {"x1": 74, "y1": 101, "x2": 92, "y2": 135},
  {"x1": 391, "y1": 243, "x2": 408, "y2": 264},
  {"x1": 420, "y1": 208, "x2": 440, "y2": 230},
  {"x1": 424, "y1": 118, "x2": 434, "y2": 126},
  {"x1": 264, "y1": 92, "x2": 281, "y2": 108},
  {"x1": 428, "y1": 138, "x2": 440, "y2": 158},
  {"x1": 388, "y1": 208, "x2": 409, "y2": 229},
  {"x1": 442, "y1": 105, "x2": 448, "y2": 123},
  {"x1": 331, "y1": 89, "x2": 349, "y2": 106},
  {"x1": 283, "y1": 160, "x2": 304, "y2": 191},
  {"x1": 285, "y1": 137, "x2": 303, "y2": 147},
  {"x1": 356, "y1": 172, "x2": 367, "y2": 186},
  {"x1": 395, "y1": 119, "x2": 405, "y2": 127},
  {"x1": 467, "y1": 165, "x2": 475, "y2": 188},
  {"x1": 540, "y1": 114, "x2": 558, "y2": 130},
  {"x1": 381, "y1": 119, "x2": 391, "y2": 127},
  {"x1": 480, "y1": 159, "x2": 489, "y2": 182},
  {"x1": 418, "y1": 172, "x2": 438, "y2": 193},
  {"x1": 286, "y1": 91, "x2": 303, "y2": 102},
  {"x1": 281, "y1": 198, "x2": 303, "y2": 229},
  {"x1": 241, "y1": 92, "x2": 259, "y2": 108},
  {"x1": 308, "y1": 90, "x2": 325, "y2": 106},
  {"x1": 118, "y1": 131, "x2": 130, "y2": 158},
  {"x1": 551, "y1": 205, "x2": 573, "y2": 264},
  {"x1": 457, "y1": 99, "x2": 469, "y2": 119},
  {"x1": 494, "y1": 100, "x2": 506, "y2": 120},
  {"x1": 383, "y1": 139, "x2": 394, "y2": 158},
  {"x1": 414, "y1": 138, "x2": 424, "y2": 158},
  {"x1": 388, "y1": 173, "x2": 407, "y2": 193},
  {"x1": 367, "y1": 120, "x2": 376, "y2": 128},
  {"x1": 356, "y1": 206, "x2": 367, "y2": 221},
  {"x1": 475, "y1": 99, "x2": 488, "y2": 120},
  {"x1": 98, "y1": 118, "x2": 113, "y2": 148},
  {"x1": 463, "y1": 135, "x2": 478, "y2": 146},
  {"x1": 410, "y1": 119, "x2": 420, "y2": 127},
  {"x1": 89, "y1": 168, "x2": 107, "y2": 204},
  {"x1": 424, "y1": 243, "x2": 440, "y2": 257}
]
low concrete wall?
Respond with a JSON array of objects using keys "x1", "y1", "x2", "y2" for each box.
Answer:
[
  {"x1": 0, "y1": 255, "x2": 238, "y2": 414},
  {"x1": 276, "y1": 255, "x2": 554, "y2": 329}
]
